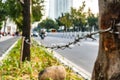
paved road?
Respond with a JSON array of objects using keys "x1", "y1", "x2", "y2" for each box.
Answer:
[
  {"x1": 0, "y1": 36, "x2": 19, "y2": 57},
  {"x1": 34, "y1": 34, "x2": 99, "y2": 75}
]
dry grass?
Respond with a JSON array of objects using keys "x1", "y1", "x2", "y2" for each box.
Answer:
[{"x1": 0, "y1": 39, "x2": 83, "y2": 80}]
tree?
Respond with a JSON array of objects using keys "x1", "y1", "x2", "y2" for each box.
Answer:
[
  {"x1": 70, "y1": 1, "x2": 86, "y2": 32},
  {"x1": 4, "y1": 0, "x2": 23, "y2": 31},
  {"x1": 0, "y1": 0, "x2": 7, "y2": 31},
  {"x1": 59, "y1": 13, "x2": 72, "y2": 31},
  {"x1": 5, "y1": 0, "x2": 44, "y2": 31},
  {"x1": 55, "y1": 14, "x2": 67, "y2": 32},
  {"x1": 87, "y1": 8, "x2": 98, "y2": 32},
  {"x1": 32, "y1": 0, "x2": 44, "y2": 22},
  {"x1": 0, "y1": 22, "x2": 2, "y2": 30},
  {"x1": 38, "y1": 18, "x2": 58, "y2": 31},
  {"x1": 92, "y1": 0, "x2": 120, "y2": 80},
  {"x1": 20, "y1": 0, "x2": 31, "y2": 61},
  {"x1": 3, "y1": 0, "x2": 44, "y2": 61},
  {"x1": 55, "y1": 16, "x2": 64, "y2": 27}
]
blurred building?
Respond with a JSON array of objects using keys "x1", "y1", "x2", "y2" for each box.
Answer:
[
  {"x1": 48, "y1": 0, "x2": 73, "y2": 19},
  {"x1": 1, "y1": 18, "x2": 17, "y2": 35},
  {"x1": 43, "y1": 0, "x2": 98, "y2": 20}
]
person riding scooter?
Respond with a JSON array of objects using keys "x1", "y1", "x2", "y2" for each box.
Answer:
[{"x1": 40, "y1": 30, "x2": 45, "y2": 39}]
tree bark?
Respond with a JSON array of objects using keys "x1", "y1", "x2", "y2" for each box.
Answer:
[
  {"x1": 92, "y1": 0, "x2": 120, "y2": 80},
  {"x1": 22, "y1": 0, "x2": 31, "y2": 61}
]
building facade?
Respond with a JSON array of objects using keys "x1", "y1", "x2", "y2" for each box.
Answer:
[
  {"x1": 1, "y1": 18, "x2": 16, "y2": 35},
  {"x1": 48, "y1": 0, "x2": 73, "y2": 19}
]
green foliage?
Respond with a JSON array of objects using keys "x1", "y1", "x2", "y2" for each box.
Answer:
[
  {"x1": 70, "y1": 1, "x2": 87, "y2": 31},
  {"x1": 55, "y1": 17, "x2": 64, "y2": 26},
  {"x1": 86, "y1": 9, "x2": 98, "y2": 31},
  {"x1": 0, "y1": 0, "x2": 7, "y2": 29},
  {"x1": 14, "y1": 16, "x2": 23, "y2": 31},
  {"x1": 0, "y1": 0, "x2": 44, "y2": 31},
  {"x1": 0, "y1": 21, "x2": 3, "y2": 30},
  {"x1": 38, "y1": 18, "x2": 59, "y2": 30},
  {"x1": 55, "y1": 1, "x2": 87, "y2": 32},
  {"x1": 32, "y1": 0, "x2": 44, "y2": 22},
  {"x1": 32, "y1": 5, "x2": 43, "y2": 22},
  {"x1": 0, "y1": 39, "x2": 83, "y2": 80},
  {"x1": 5, "y1": 0, "x2": 22, "y2": 19},
  {"x1": 59, "y1": 13, "x2": 72, "y2": 31},
  {"x1": 4, "y1": 0, "x2": 23, "y2": 31},
  {"x1": 55, "y1": 1, "x2": 98, "y2": 32},
  {"x1": 0, "y1": 0, "x2": 7, "y2": 20}
]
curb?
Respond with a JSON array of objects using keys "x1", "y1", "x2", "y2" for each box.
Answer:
[
  {"x1": 0, "y1": 38, "x2": 19, "y2": 61},
  {"x1": 47, "y1": 49, "x2": 91, "y2": 80},
  {"x1": 34, "y1": 39, "x2": 91, "y2": 80}
]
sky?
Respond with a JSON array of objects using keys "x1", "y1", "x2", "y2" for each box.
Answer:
[{"x1": 73, "y1": 0, "x2": 99, "y2": 14}]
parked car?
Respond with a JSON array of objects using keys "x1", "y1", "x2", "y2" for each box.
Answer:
[{"x1": 31, "y1": 31, "x2": 39, "y2": 37}]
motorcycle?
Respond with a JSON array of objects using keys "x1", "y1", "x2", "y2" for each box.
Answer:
[{"x1": 40, "y1": 34, "x2": 45, "y2": 39}]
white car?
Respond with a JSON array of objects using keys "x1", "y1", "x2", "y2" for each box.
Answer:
[{"x1": 31, "y1": 31, "x2": 39, "y2": 37}]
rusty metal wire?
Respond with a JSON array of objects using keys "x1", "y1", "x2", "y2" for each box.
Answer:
[
  {"x1": 24, "y1": 20, "x2": 120, "y2": 50},
  {"x1": 45, "y1": 27, "x2": 113, "y2": 49},
  {"x1": 24, "y1": 27, "x2": 113, "y2": 49}
]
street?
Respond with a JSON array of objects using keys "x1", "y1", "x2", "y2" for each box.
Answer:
[
  {"x1": 34, "y1": 32, "x2": 99, "y2": 75},
  {"x1": 0, "y1": 36, "x2": 19, "y2": 57}
]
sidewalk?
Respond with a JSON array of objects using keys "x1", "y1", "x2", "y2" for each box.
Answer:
[{"x1": 0, "y1": 35, "x2": 13, "y2": 42}]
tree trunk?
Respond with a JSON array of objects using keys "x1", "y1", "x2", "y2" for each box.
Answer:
[
  {"x1": 92, "y1": 0, "x2": 120, "y2": 80},
  {"x1": 3, "y1": 18, "x2": 7, "y2": 36},
  {"x1": 22, "y1": 0, "x2": 31, "y2": 61}
]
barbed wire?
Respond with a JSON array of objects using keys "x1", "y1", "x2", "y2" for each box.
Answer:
[
  {"x1": 24, "y1": 19, "x2": 120, "y2": 50},
  {"x1": 23, "y1": 26, "x2": 114, "y2": 50},
  {"x1": 45, "y1": 27, "x2": 113, "y2": 49}
]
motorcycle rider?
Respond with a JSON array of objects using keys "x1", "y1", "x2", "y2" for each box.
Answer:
[{"x1": 40, "y1": 30, "x2": 45, "y2": 39}]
